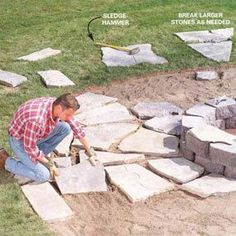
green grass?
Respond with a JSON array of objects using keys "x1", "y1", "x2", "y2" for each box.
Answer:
[{"x1": 0, "y1": 0, "x2": 235, "y2": 235}]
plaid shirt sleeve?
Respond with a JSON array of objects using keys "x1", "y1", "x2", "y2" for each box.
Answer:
[
  {"x1": 23, "y1": 121, "x2": 44, "y2": 162},
  {"x1": 67, "y1": 118, "x2": 85, "y2": 139}
]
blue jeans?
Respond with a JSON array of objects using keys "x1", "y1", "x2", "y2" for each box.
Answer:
[{"x1": 5, "y1": 121, "x2": 71, "y2": 183}]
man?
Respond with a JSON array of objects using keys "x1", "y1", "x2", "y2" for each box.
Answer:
[{"x1": 4, "y1": 93, "x2": 96, "y2": 183}]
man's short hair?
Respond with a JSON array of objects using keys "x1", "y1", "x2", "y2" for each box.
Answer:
[{"x1": 53, "y1": 93, "x2": 80, "y2": 111}]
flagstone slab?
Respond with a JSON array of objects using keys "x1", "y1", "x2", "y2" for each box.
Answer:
[
  {"x1": 54, "y1": 156, "x2": 72, "y2": 168},
  {"x1": 74, "y1": 102, "x2": 135, "y2": 126},
  {"x1": 210, "y1": 28, "x2": 234, "y2": 39},
  {"x1": 144, "y1": 115, "x2": 182, "y2": 135},
  {"x1": 21, "y1": 182, "x2": 73, "y2": 222},
  {"x1": 148, "y1": 158, "x2": 204, "y2": 184},
  {"x1": 76, "y1": 92, "x2": 118, "y2": 113},
  {"x1": 205, "y1": 96, "x2": 235, "y2": 108},
  {"x1": 79, "y1": 150, "x2": 145, "y2": 166},
  {"x1": 101, "y1": 44, "x2": 168, "y2": 67},
  {"x1": 72, "y1": 123, "x2": 139, "y2": 150},
  {"x1": 181, "y1": 174, "x2": 236, "y2": 198},
  {"x1": 195, "y1": 71, "x2": 218, "y2": 81},
  {"x1": 55, "y1": 131, "x2": 73, "y2": 156},
  {"x1": 38, "y1": 70, "x2": 75, "y2": 88},
  {"x1": 226, "y1": 117, "x2": 236, "y2": 129},
  {"x1": 17, "y1": 48, "x2": 61, "y2": 61},
  {"x1": 105, "y1": 164, "x2": 174, "y2": 202},
  {"x1": 188, "y1": 41, "x2": 232, "y2": 62},
  {"x1": 0, "y1": 70, "x2": 27, "y2": 87},
  {"x1": 55, "y1": 160, "x2": 107, "y2": 195},
  {"x1": 131, "y1": 102, "x2": 183, "y2": 119},
  {"x1": 118, "y1": 127, "x2": 179, "y2": 157}
]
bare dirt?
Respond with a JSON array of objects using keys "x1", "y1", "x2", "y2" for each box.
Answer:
[{"x1": 49, "y1": 66, "x2": 236, "y2": 236}]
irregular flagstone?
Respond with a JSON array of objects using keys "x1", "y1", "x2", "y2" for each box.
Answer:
[
  {"x1": 53, "y1": 156, "x2": 72, "y2": 168},
  {"x1": 74, "y1": 102, "x2": 135, "y2": 126},
  {"x1": 195, "y1": 71, "x2": 218, "y2": 81},
  {"x1": 55, "y1": 160, "x2": 107, "y2": 194},
  {"x1": 181, "y1": 173, "x2": 236, "y2": 198},
  {"x1": 21, "y1": 182, "x2": 73, "y2": 221},
  {"x1": 105, "y1": 164, "x2": 174, "y2": 202},
  {"x1": 76, "y1": 92, "x2": 118, "y2": 113},
  {"x1": 131, "y1": 102, "x2": 183, "y2": 119},
  {"x1": 79, "y1": 150, "x2": 145, "y2": 166},
  {"x1": 55, "y1": 131, "x2": 73, "y2": 156},
  {"x1": 72, "y1": 123, "x2": 139, "y2": 150},
  {"x1": 188, "y1": 41, "x2": 232, "y2": 62},
  {"x1": 148, "y1": 158, "x2": 204, "y2": 184},
  {"x1": 226, "y1": 117, "x2": 236, "y2": 129},
  {"x1": 144, "y1": 115, "x2": 182, "y2": 135},
  {"x1": 0, "y1": 70, "x2": 27, "y2": 87},
  {"x1": 17, "y1": 48, "x2": 61, "y2": 61},
  {"x1": 210, "y1": 28, "x2": 234, "y2": 39},
  {"x1": 224, "y1": 166, "x2": 236, "y2": 179},
  {"x1": 101, "y1": 43, "x2": 168, "y2": 67},
  {"x1": 37, "y1": 70, "x2": 75, "y2": 88},
  {"x1": 205, "y1": 96, "x2": 235, "y2": 108},
  {"x1": 118, "y1": 127, "x2": 179, "y2": 157}
]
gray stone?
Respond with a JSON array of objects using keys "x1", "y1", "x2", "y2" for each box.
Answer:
[
  {"x1": 216, "y1": 103, "x2": 236, "y2": 120},
  {"x1": 181, "y1": 173, "x2": 236, "y2": 198},
  {"x1": 21, "y1": 182, "x2": 73, "y2": 221},
  {"x1": 105, "y1": 164, "x2": 174, "y2": 202},
  {"x1": 0, "y1": 70, "x2": 27, "y2": 87},
  {"x1": 72, "y1": 123, "x2": 139, "y2": 151},
  {"x1": 17, "y1": 48, "x2": 61, "y2": 61},
  {"x1": 54, "y1": 156, "x2": 72, "y2": 168},
  {"x1": 205, "y1": 96, "x2": 235, "y2": 108},
  {"x1": 75, "y1": 92, "x2": 118, "y2": 113},
  {"x1": 226, "y1": 117, "x2": 236, "y2": 129},
  {"x1": 195, "y1": 71, "x2": 218, "y2": 81},
  {"x1": 214, "y1": 119, "x2": 226, "y2": 130},
  {"x1": 195, "y1": 155, "x2": 224, "y2": 175},
  {"x1": 188, "y1": 41, "x2": 232, "y2": 62},
  {"x1": 144, "y1": 115, "x2": 182, "y2": 135},
  {"x1": 37, "y1": 70, "x2": 75, "y2": 88},
  {"x1": 210, "y1": 28, "x2": 234, "y2": 39},
  {"x1": 180, "y1": 140, "x2": 195, "y2": 161},
  {"x1": 131, "y1": 102, "x2": 183, "y2": 119},
  {"x1": 55, "y1": 161, "x2": 107, "y2": 195},
  {"x1": 148, "y1": 158, "x2": 204, "y2": 184},
  {"x1": 224, "y1": 166, "x2": 236, "y2": 179},
  {"x1": 210, "y1": 143, "x2": 236, "y2": 167},
  {"x1": 74, "y1": 102, "x2": 135, "y2": 126},
  {"x1": 118, "y1": 127, "x2": 179, "y2": 157},
  {"x1": 55, "y1": 131, "x2": 73, "y2": 156},
  {"x1": 101, "y1": 44, "x2": 168, "y2": 67},
  {"x1": 79, "y1": 150, "x2": 145, "y2": 166}
]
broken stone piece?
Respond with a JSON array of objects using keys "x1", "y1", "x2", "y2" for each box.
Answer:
[{"x1": 0, "y1": 70, "x2": 27, "y2": 87}]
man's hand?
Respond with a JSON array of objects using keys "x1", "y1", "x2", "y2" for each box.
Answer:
[
  {"x1": 40, "y1": 156, "x2": 59, "y2": 179},
  {"x1": 85, "y1": 147, "x2": 97, "y2": 166}
]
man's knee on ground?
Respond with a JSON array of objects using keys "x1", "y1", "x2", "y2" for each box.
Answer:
[{"x1": 58, "y1": 121, "x2": 71, "y2": 136}]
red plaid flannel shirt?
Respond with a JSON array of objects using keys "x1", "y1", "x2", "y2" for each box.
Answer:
[{"x1": 8, "y1": 97, "x2": 85, "y2": 162}]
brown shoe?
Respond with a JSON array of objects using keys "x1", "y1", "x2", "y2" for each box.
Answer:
[{"x1": 0, "y1": 147, "x2": 9, "y2": 169}]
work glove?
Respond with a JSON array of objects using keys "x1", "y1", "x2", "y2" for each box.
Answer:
[
  {"x1": 44, "y1": 157, "x2": 59, "y2": 179},
  {"x1": 85, "y1": 147, "x2": 97, "y2": 166}
]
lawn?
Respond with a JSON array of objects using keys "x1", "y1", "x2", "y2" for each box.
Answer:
[{"x1": 0, "y1": 0, "x2": 235, "y2": 235}]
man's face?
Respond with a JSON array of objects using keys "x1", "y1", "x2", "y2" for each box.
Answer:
[{"x1": 58, "y1": 106, "x2": 76, "y2": 121}]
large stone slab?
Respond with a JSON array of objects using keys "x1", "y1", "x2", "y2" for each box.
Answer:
[
  {"x1": 79, "y1": 150, "x2": 145, "y2": 166},
  {"x1": 188, "y1": 41, "x2": 232, "y2": 62},
  {"x1": 210, "y1": 28, "x2": 234, "y2": 39},
  {"x1": 131, "y1": 102, "x2": 183, "y2": 119},
  {"x1": 181, "y1": 174, "x2": 236, "y2": 198},
  {"x1": 21, "y1": 182, "x2": 73, "y2": 221},
  {"x1": 54, "y1": 156, "x2": 72, "y2": 168},
  {"x1": 195, "y1": 71, "x2": 218, "y2": 81},
  {"x1": 55, "y1": 160, "x2": 107, "y2": 195},
  {"x1": 37, "y1": 70, "x2": 75, "y2": 88},
  {"x1": 118, "y1": 127, "x2": 179, "y2": 157},
  {"x1": 226, "y1": 117, "x2": 236, "y2": 129},
  {"x1": 55, "y1": 131, "x2": 73, "y2": 156},
  {"x1": 148, "y1": 158, "x2": 204, "y2": 184},
  {"x1": 76, "y1": 92, "x2": 118, "y2": 113},
  {"x1": 101, "y1": 44, "x2": 168, "y2": 67},
  {"x1": 72, "y1": 123, "x2": 139, "y2": 151},
  {"x1": 224, "y1": 166, "x2": 236, "y2": 179},
  {"x1": 74, "y1": 102, "x2": 135, "y2": 126},
  {"x1": 144, "y1": 115, "x2": 182, "y2": 135},
  {"x1": 17, "y1": 48, "x2": 61, "y2": 61},
  {"x1": 0, "y1": 70, "x2": 27, "y2": 87},
  {"x1": 105, "y1": 164, "x2": 174, "y2": 202},
  {"x1": 205, "y1": 96, "x2": 235, "y2": 108}
]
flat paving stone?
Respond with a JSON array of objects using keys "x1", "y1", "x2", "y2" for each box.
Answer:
[
  {"x1": 188, "y1": 41, "x2": 232, "y2": 62},
  {"x1": 105, "y1": 164, "x2": 174, "y2": 202},
  {"x1": 54, "y1": 156, "x2": 72, "y2": 168},
  {"x1": 144, "y1": 115, "x2": 182, "y2": 135},
  {"x1": 76, "y1": 92, "x2": 118, "y2": 113},
  {"x1": 37, "y1": 70, "x2": 75, "y2": 88},
  {"x1": 55, "y1": 131, "x2": 73, "y2": 156},
  {"x1": 181, "y1": 115, "x2": 206, "y2": 135},
  {"x1": 210, "y1": 28, "x2": 234, "y2": 39},
  {"x1": 17, "y1": 48, "x2": 61, "y2": 61},
  {"x1": 181, "y1": 173, "x2": 236, "y2": 198},
  {"x1": 131, "y1": 102, "x2": 183, "y2": 119},
  {"x1": 21, "y1": 182, "x2": 73, "y2": 222},
  {"x1": 226, "y1": 117, "x2": 236, "y2": 129},
  {"x1": 72, "y1": 123, "x2": 139, "y2": 151},
  {"x1": 118, "y1": 127, "x2": 179, "y2": 157},
  {"x1": 195, "y1": 71, "x2": 218, "y2": 81},
  {"x1": 55, "y1": 160, "x2": 107, "y2": 195},
  {"x1": 205, "y1": 96, "x2": 236, "y2": 108},
  {"x1": 74, "y1": 102, "x2": 135, "y2": 126},
  {"x1": 148, "y1": 158, "x2": 204, "y2": 184},
  {"x1": 0, "y1": 70, "x2": 27, "y2": 87},
  {"x1": 79, "y1": 150, "x2": 145, "y2": 166},
  {"x1": 101, "y1": 43, "x2": 168, "y2": 67}
]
